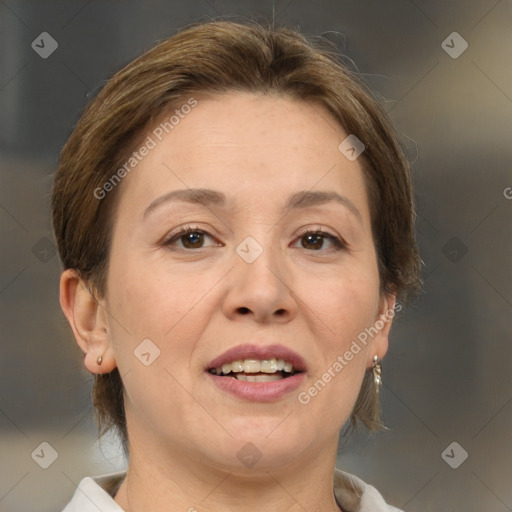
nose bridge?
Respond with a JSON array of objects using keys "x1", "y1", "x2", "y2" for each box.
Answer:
[
  {"x1": 235, "y1": 234, "x2": 287, "y2": 292},
  {"x1": 223, "y1": 233, "x2": 297, "y2": 321}
]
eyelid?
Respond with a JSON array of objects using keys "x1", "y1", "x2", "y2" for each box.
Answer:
[
  {"x1": 292, "y1": 227, "x2": 348, "y2": 251},
  {"x1": 162, "y1": 225, "x2": 222, "y2": 249}
]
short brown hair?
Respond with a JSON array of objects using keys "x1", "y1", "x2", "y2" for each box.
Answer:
[{"x1": 51, "y1": 20, "x2": 421, "y2": 456}]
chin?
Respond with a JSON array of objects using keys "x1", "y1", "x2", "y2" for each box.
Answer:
[{"x1": 204, "y1": 422, "x2": 315, "y2": 471}]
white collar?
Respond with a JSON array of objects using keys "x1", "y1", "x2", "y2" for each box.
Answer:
[{"x1": 62, "y1": 468, "x2": 401, "y2": 512}]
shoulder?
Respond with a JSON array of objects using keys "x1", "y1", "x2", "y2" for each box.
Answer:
[
  {"x1": 333, "y1": 468, "x2": 403, "y2": 512},
  {"x1": 61, "y1": 472, "x2": 126, "y2": 512}
]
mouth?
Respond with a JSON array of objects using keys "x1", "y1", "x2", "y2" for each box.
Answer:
[
  {"x1": 206, "y1": 344, "x2": 307, "y2": 383},
  {"x1": 208, "y1": 358, "x2": 300, "y2": 382}
]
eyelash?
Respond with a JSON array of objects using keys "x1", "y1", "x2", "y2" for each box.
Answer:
[
  {"x1": 161, "y1": 225, "x2": 221, "y2": 250},
  {"x1": 295, "y1": 228, "x2": 347, "y2": 251},
  {"x1": 162, "y1": 225, "x2": 347, "y2": 252}
]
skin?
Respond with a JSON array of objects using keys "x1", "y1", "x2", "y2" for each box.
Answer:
[{"x1": 60, "y1": 92, "x2": 395, "y2": 512}]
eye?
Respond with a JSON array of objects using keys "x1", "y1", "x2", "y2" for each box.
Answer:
[
  {"x1": 163, "y1": 226, "x2": 220, "y2": 250},
  {"x1": 293, "y1": 229, "x2": 346, "y2": 251}
]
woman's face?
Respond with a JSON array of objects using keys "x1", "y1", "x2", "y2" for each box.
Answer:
[{"x1": 103, "y1": 92, "x2": 393, "y2": 471}]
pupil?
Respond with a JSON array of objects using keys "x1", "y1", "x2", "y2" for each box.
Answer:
[
  {"x1": 303, "y1": 234, "x2": 323, "y2": 250},
  {"x1": 183, "y1": 232, "x2": 203, "y2": 248}
]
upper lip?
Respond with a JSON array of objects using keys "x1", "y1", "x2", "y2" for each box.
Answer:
[{"x1": 207, "y1": 344, "x2": 307, "y2": 372}]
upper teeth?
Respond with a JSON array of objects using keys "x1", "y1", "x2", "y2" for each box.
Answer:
[{"x1": 212, "y1": 359, "x2": 295, "y2": 375}]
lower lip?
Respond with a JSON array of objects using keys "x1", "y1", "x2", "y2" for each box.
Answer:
[{"x1": 205, "y1": 372, "x2": 306, "y2": 402}]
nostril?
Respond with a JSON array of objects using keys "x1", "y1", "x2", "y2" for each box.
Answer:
[
  {"x1": 238, "y1": 307, "x2": 251, "y2": 315},
  {"x1": 275, "y1": 309, "x2": 286, "y2": 316}
]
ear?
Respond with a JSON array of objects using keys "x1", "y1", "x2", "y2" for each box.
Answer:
[
  {"x1": 366, "y1": 292, "x2": 397, "y2": 368},
  {"x1": 59, "y1": 269, "x2": 117, "y2": 374}
]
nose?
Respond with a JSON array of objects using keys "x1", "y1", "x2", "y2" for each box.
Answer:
[{"x1": 221, "y1": 242, "x2": 298, "y2": 324}]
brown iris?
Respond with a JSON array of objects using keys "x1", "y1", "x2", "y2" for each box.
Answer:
[
  {"x1": 181, "y1": 231, "x2": 204, "y2": 249},
  {"x1": 301, "y1": 233, "x2": 324, "y2": 250}
]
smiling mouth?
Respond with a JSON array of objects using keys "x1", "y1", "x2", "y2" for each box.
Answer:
[{"x1": 208, "y1": 358, "x2": 301, "y2": 382}]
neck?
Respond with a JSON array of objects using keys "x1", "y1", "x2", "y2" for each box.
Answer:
[{"x1": 114, "y1": 434, "x2": 343, "y2": 512}]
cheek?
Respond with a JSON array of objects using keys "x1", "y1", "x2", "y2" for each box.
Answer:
[
  {"x1": 294, "y1": 265, "x2": 379, "y2": 418},
  {"x1": 109, "y1": 250, "x2": 174, "y2": 325},
  {"x1": 300, "y1": 267, "x2": 380, "y2": 346},
  {"x1": 106, "y1": 254, "x2": 217, "y2": 367},
  {"x1": 104, "y1": 262, "x2": 214, "y2": 420}
]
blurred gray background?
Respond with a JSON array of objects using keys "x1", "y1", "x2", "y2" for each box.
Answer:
[{"x1": 1, "y1": 1, "x2": 511, "y2": 511}]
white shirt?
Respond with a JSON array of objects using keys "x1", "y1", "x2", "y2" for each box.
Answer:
[{"x1": 62, "y1": 468, "x2": 402, "y2": 512}]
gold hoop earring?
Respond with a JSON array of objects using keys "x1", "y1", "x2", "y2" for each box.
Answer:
[{"x1": 372, "y1": 355, "x2": 382, "y2": 393}]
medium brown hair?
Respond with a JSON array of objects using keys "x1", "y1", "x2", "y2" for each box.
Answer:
[{"x1": 51, "y1": 20, "x2": 422, "y2": 456}]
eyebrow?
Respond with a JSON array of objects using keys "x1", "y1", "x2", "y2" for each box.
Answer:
[
  {"x1": 142, "y1": 188, "x2": 362, "y2": 223},
  {"x1": 142, "y1": 189, "x2": 226, "y2": 220}
]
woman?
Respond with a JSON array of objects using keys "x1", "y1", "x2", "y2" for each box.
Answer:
[{"x1": 52, "y1": 20, "x2": 421, "y2": 512}]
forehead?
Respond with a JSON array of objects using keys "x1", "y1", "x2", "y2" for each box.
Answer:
[{"x1": 115, "y1": 92, "x2": 370, "y2": 221}]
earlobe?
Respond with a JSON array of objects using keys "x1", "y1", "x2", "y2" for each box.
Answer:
[
  {"x1": 59, "y1": 269, "x2": 117, "y2": 374},
  {"x1": 368, "y1": 292, "x2": 397, "y2": 367},
  {"x1": 84, "y1": 347, "x2": 117, "y2": 374}
]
